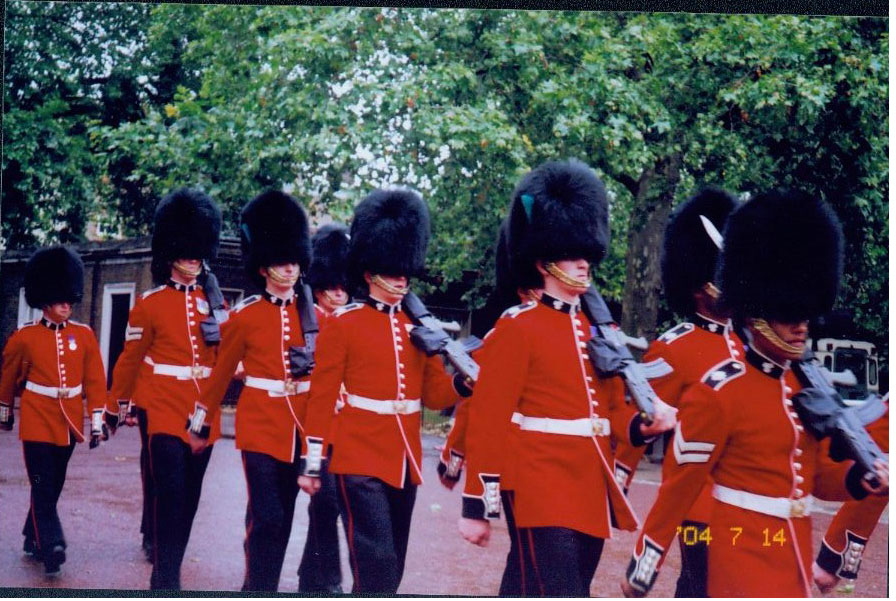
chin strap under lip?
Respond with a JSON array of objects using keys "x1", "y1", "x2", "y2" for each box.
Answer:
[{"x1": 544, "y1": 262, "x2": 589, "y2": 289}]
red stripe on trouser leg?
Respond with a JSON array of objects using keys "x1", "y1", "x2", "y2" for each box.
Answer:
[{"x1": 337, "y1": 474, "x2": 361, "y2": 591}]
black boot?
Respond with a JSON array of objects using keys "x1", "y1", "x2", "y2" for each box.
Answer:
[{"x1": 43, "y1": 545, "x2": 65, "y2": 576}]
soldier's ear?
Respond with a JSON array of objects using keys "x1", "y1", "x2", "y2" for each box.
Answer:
[
  {"x1": 259, "y1": 266, "x2": 268, "y2": 279},
  {"x1": 534, "y1": 260, "x2": 548, "y2": 277},
  {"x1": 362, "y1": 271, "x2": 373, "y2": 285}
]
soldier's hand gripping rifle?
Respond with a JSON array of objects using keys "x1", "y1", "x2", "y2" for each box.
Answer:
[
  {"x1": 579, "y1": 286, "x2": 658, "y2": 425},
  {"x1": 403, "y1": 291, "x2": 482, "y2": 389},
  {"x1": 196, "y1": 261, "x2": 229, "y2": 345},
  {"x1": 791, "y1": 350, "x2": 888, "y2": 490}
]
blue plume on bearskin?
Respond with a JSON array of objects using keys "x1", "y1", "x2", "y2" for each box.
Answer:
[{"x1": 506, "y1": 159, "x2": 609, "y2": 287}]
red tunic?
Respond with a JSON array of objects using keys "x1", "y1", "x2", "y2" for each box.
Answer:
[
  {"x1": 199, "y1": 292, "x2": 315, "y2": 463},
  {"x1": 302, "y1": 297, "x2": 460, "y2": 488},
  {"x1": 440, "y1": 325, "x2": 518, "y2": 490},
  {"x1": 629, "y1": 343, "x2": 861, "y2": 597},
  {"x1": 462, "y1": 296, "x2": 643, "y2": 538},
  {"x1": 613, "y1": 313, "x2": 743, "y2": 523},
  {"x1": 0, "y1": 318, "x2": 110, "y2": 445},
  {"x1": 817, "y1": 403, "x2": 889, "y2": 579},
  {"x1": 109, "y1": 282, "x2": 220, "y2": 444}
]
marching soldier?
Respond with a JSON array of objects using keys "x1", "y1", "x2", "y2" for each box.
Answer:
[
  {"x1": 0, "y1": 246, "x2": 118, "y2": 576},
  {"x1": 438, "y1": 219, "x2": 542, "y2": 596},
  {"x1": 193, "y1": 190, "x2": 315, "y2": 592},
  {"x1": 298, "y1": 188, "x2": 469, "y2": 594},
  {"x1": 612, "y1": 187, "x2": 741, "y2": 597},
  {"x1": 297, "y1": 223, "x2": 351, "y2": 594},
  {"x1": 459, "y1": 160, "x2": 677, "y2": 596},
  {"x1": 623, "y1": 190, "x2": 889, "y2": 597},
  {"x1": 813, "y1": 402, "x2": 889, "y2": 592},
  {"x1": 109, "y1": 188, "x2": 223, "y2": 590}
]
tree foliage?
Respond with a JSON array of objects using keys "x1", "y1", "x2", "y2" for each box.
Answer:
[{"x1": 3, "y1": 4, "x2": 888, "y2": 358}]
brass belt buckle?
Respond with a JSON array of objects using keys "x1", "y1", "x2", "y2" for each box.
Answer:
[
  {"x1": 57, "y1": 387, "x2": 70, "y2": 400},
  {"x1": 284, "y1": 380, "x2": 299, "y2": 395},
  {"x1": 591, "y1": 416, "x2": 608, "y2": 436},
  {"x1": 790, "y1": 497, "x2": 807, "y2": 518},
  {"x1": 393, "y1": 399, "x2": 407, "y2": 414},
  {"x1": 191, "y1": 365, "x2": 205, "y2": 379}
]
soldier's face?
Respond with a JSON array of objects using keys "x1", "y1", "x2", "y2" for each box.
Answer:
[
  {"x1": 317, "y1": 286, "x2": 348, "y2": 312},
  {"x1": 366, "y1": 273, "x2": 408, "y2": 305},
  {"x1": 550, "y1": 258, "x2": 591, "y2": 298},
  {"x1": 44, "y1": 302, "x2": 72, "y2": 323},
  {"x1": 750, "y1": 318, "x2": 809, "y2": 363},
  {"x1": 264, "y1": 263, "x2": 300, "y2": 293}
]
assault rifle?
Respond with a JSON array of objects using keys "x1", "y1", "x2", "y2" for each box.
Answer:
[
  {"x1": 403, "y1": 292, "x2": 482, "y2": 385},
  {"x1": 791, "y1": 350, "x2": 887, "y2": 490},
  {"x1": 196, "y1": 262, "x2": 229, "y2": 345},
  {"x1": 580, "y1": 286, "x2": 659, "y2": 425}
]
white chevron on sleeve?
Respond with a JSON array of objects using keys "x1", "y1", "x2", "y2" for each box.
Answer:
[{"x1": 673, "y1": 421, "x2": 714, "y2": 465}]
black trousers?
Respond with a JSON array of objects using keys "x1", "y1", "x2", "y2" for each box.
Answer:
[
  {"x1": 21, "y1": 440, "x2": 76, "y2": 556},
  {"x1": 674, "y1": 520, "x2": 709, "y2": 598},
  {"x1": 498, "y1": 490, "x2": 539, "y2": 597},
  {"x1": 520, "y1": 526, "x2": 604, "y2": 597},
  {"x1": 297, "y1": 454, "x2": 342, "y2": 592},
  {"x1": 240, "y1": 449, "x2": 301, "y2": 592},
  {"x1": 335, "y1": 470, "x2": 417, "y2": 594},
  {"x1": 148, "y1": 433, "x2": 212, "y2": 591},
  {"x1": 137, "y1": 408, "x2": 155, "y2": 550}
]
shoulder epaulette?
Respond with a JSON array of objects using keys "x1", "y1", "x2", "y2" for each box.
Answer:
[
  {"x1": 233, "y1": 295, "x2": 261, "y2": 313},
  {"x1": 500, "y1": 301, "x2": 537, "y2": 319},
  {"x1": 17, "y1": 320, "x2": 37, "y2": 330},
  {"x1": 701, "y1": 358, "x2": 746, "y2": 391},
  {"x1": 332, "y1": 302, "x2": 363, "y2": 317},
  {"x1": 141, "y1": 285, "x2": 166, "y2": 299},
  {"x1": 658, "y1": 322, "x2": 695, "y2": 345}
]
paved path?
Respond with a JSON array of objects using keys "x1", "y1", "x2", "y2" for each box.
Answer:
[{"x1": 0, "y1": 419, "x2": 888, "y2": 596}]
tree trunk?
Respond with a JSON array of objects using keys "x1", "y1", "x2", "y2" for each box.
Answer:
[{"x1": 620, "y1": 153, "x2": 682, "y2": 342}]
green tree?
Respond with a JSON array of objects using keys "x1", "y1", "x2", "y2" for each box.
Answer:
[{"x1": 6, "y1": 5, "x2": 887, "y2": 359}]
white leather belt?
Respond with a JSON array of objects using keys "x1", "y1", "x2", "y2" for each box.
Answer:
[
  {"x1": 244, "y1": 376, "x2": 310, "y2": 397},
  {"x1": 25, "y1": 382, "x2": 83, "y2": 399},
  {"x1": 713, "y1": 484, "x2": 814, "y2": 519},
  {"x1": 346, "y1": 394, "x2": 421, "y2": 415},
  {"x1": 511, "y1": 412, "x2": 611, "y2": 437},
  {"x1": 150, "y1": 362, "x2": 211, "y2": 380}
]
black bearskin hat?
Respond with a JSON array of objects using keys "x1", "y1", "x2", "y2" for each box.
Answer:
[
  {"x1": 718, "y1": 189, "x2": 844, "y2": 322},
  {"x1": 347, "y1": 188, "x2": 430, "y2": 287},
  {"x1": 661, "y1": 187, "x2": 738, "y2": 317},
  {"x1": 507, "y1": 159, "x2": 609, "y2": 286},
  {"x1": 24, "y1": 246, "x2": 84, "y2": 308},
  {"x1": 150, "y1": 188, "x2": 222, "y2": 283},
  {"x1": 240, "y1": 190, "x2": 312, "y2": 291},
  {"x1": 307, "y1": 223, "x2": 350, "y2": 292}
]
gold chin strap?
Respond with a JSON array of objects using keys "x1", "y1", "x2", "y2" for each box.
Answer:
[
  {"x1": 371, "y1": 274, "x2": 409, "y2": 296},
  {"x1": 703, "y1": 282, "x2": 721, "y2": 299},
  {"x1": 749, "y1": 318, "x2": 804, "y2": 358},
  {"x1": 545, "y1": 262, "x2": 589, "y2": 289},
  {"x1": 267, "y1": 266, "x2": 300, "y2": 286},
  {"x1": 522, "y1": 288, "x2": 541, "y2": 302},
  {"x1": 172, "y1": 260, "x2": 202, "y2": 277}
]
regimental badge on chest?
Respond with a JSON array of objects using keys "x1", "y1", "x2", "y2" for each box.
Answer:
[
  {"x1": 196, "y1": 297, "x2": 210, "y2": 315},
  {"x1": 67, "y1": 335, "x2": 77, "y2": 351}
]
